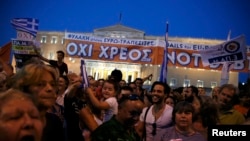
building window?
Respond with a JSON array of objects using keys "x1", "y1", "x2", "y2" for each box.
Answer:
[
  {"x1": 211, "y1": 82, "x2": 217, "y2": 88},
  {"x1": 183, "y1": 79, "x2": 190, "y2": 87},
  {"x1": 41, "y1": 36, "x2": 47, "y2": 43},
  {"x1": 61, "y1": 37, "x2": 65, "y2": 44},
  {"x1": 170, "y1": 78, "x2": 177, "y2": 87},
  {"x1": 51, "y1": 36, "x2": 57, "y2": 44},
  {"x1": 49, "y1": 52, "x2": 54, "y2": 59},
  {"x1": 197, "y1": 80, "x2": 204, "y2": 87}
]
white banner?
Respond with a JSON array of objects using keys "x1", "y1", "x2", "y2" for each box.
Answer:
[{"x1": 199, "y1": 35, "x2": 247, "y2": 66}]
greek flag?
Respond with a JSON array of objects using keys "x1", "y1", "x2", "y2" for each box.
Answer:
[
  {"x1": 80, "y1": 58, "x2": 89, "y2": 88},
  {"x1": 11, "y1": 18, "x2": 39, "y2": 37},
  {"x1": 159, "y1": 22, "x2": 169, "y2": 83}
]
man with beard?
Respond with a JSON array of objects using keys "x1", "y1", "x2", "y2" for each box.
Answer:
[
  {"x1": 217, "y1": 84, "x2": 245, "y2": 124},
  {"x1": 183, "y1": 85, "x2": 199, "y2": 103},
  {"x1": 91, "y1": 94, "x2": 144, "y2": 141},
  {"x1": 136, "y1": 81, "x2": 173, "y2": 141}
]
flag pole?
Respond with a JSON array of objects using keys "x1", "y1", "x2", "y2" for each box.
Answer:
[
  {"x1": 80, "y1": 57, "x2": 89, "y2": 88},
  {"x1": 165, "y1": 21, "x2": 169, "y2": 81},
  {"x1": 159, "y1": 21, "x2": 169, "y2": 83},
  {"x1": 119, "y1": 11, "x2": 122, "y2": 24},
  {"x1": 227, "y1": 30, "x2": 231, "y2": 41},
  {"x1": 220, "y1": 30, "x2": 232, "y2": 86}
]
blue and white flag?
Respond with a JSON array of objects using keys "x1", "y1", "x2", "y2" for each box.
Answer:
[
  {"x1": 159, "y1": 22, "x2": 169, "y2": 83},
  {"x1": 80, "y1": 58, "x2": 89, "y2": 88},
  {"x1": 11, "y1": 18, "x2": 39, "y2": 37}
]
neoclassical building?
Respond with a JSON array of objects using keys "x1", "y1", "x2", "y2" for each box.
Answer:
[{"x1": 34, "y1": 24, "x2": 249, "y2": 91}]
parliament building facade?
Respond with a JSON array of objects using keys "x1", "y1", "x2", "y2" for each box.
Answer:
[{"x1": 35, "y1": 24, "x2": 244, "y2": 92}]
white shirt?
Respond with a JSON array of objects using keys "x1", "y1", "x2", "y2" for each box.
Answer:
[
  {"x1": 103, "y1": 97, "x2": 118, "y2": 122},
  {"x1": 140, "y1": 104, "x2": 173, "y2": 141}
]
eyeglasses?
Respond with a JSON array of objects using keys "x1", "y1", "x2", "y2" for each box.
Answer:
[{"x1": 152, "y1": 122, "x2": 156, "y2": 136}]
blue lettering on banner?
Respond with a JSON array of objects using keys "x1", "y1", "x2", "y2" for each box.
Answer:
[
  {"x1": 103, "y1": 38, "x2": 155, "y2": 46},
  {"x1": 67, "y1": 34, "x2": 90, "y2": 41},
  {"x1": 98, "y1": 45, "x2": 152, "y2": 62},
  {"x1": 193, "y1": 45, "x2": 210, "y2": 50}
]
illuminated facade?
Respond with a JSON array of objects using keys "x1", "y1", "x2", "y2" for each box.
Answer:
[{"x1": 35, "y1": 24, "x2": 243, "y2": 90}]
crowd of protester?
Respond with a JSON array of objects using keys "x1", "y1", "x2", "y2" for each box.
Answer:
[{"x1": 1, "y1": 50, "x2": 250, "y2": 141}]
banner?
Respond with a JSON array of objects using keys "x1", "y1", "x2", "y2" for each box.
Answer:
[
  {"x1": 64, "y1": 33, "x2": 250, "y2": 72},
  {"x1": 0, "y1": 42, "x2": 12, "y2": 63},
  {"x1": 11, "y1": 39, "x2": 39, "y2": 68},
  {"x1": 64, "y1": 34, "x2": 164, "y2": 65},
  {"x1": 10, "y1": 18, "x2": 40, "y2": 69},
  {"x1": 199, "y1": 35, "x2": 247, "y2": 66}
]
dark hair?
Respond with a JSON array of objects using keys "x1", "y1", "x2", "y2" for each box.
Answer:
[
  {"x1": 165, "y1": 95, "x2": 177, "y2": 105},
  {"x1": 98, "y1": 78, "x2": 105, "y2": 81},
  {"x1": 172, "y1": 101, "x2": 194, "y2": 124},
  {"x1": 144, "y1": 93, "x2": 153, "y2": 104},
  {"x1": 60, "y1": 75, "x2": 69, "y2": 87},
  {"x1": 56, "y1": 50, "x2": 65, "y2": 58},
  {"x1": 150, "y1": 81, "x2": 171, "y2": 95},
  {"x1": 199, "y1": 96, "x2": 219, "y2": 127},
  {"x1": 128, "y1": 82, "x2": 136, "y2": 86},
  {"x1": 120, "y1": 79, "x2": 127, "y2": 84},
  {"x1": 173, "y1": 87, "x2": 184, "y2": 94},
  {"x1": 134, "y1": 78, "x2": 143, "y2": 83},
  {"x1": 188, "y1": 85, "x2": 199, "y2": 97},
  {"x1": 118, "y1": 94, "x2": 140, "y2": 109},
  {"x1": 120, "y1": 86, "x2": 133, "y2": 93},
  {"x1": 110, "y1": 69, "x2": 122, "y2": 83}
]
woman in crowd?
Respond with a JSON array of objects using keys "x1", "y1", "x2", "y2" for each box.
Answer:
[
  {"x1": 192, "y1": 95, "x2": 219, "y2": 140},
  {"x1": 165, "y1": 95, "x2": 176, "y2": 107},
  {"x1": 10, "y1": 61, "x2": 65, "y2": 141},
  {"x1": 0, "y1": 89, "x2": 44, "y2": 141},
  {"x1": 159, "y1": 101, "x2": 206, "y2": 141}
]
